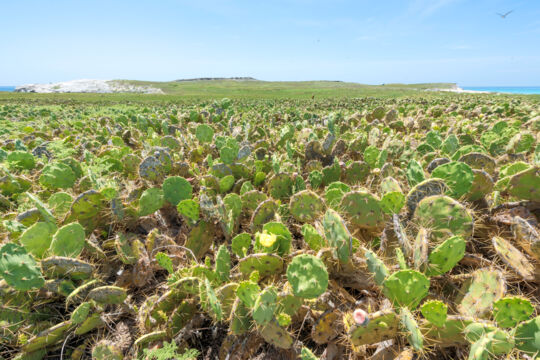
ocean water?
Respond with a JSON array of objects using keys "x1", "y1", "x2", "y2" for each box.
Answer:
[
  {"x1": 461, "y1": 86, "x2": 540, "y2": 95},
  {"x1": 0, "y1": 86, "x2": 15, "y2": 92}
]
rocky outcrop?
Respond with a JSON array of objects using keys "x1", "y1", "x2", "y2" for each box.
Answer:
[{"x1": 15, "y1": 79, "x2": 164, "y2": 94}]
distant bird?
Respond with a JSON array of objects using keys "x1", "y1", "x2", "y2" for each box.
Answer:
[{"x1": 496, "y1": 10, "x2": 513, "y2": 19}]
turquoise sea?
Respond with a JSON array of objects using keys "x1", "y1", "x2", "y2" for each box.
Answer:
[
  {"x1": 0, "y1": 86, "x2": 16, "y2": 92},
  {"x1": 461, "y1": 86, "x2": 540, "y2": 95}
]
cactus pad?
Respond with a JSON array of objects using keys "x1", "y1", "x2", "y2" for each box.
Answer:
[
  {"x1": 138, "y1": 187, "x2": 165, "y2": 216},
  {"x1": 459, "y1": 152, "x2": 496, "y2": 175},
  {"x1": 289, "y1": 190, "x2": 324, "y2": 222},
  {"x1": 19, "y1": 221, "x2": 56, "y2": 258},
  {"x1": 420, "y1": 300, "x2": 447, "y2": 327},
  {"x1": 426, "y1": 235, "x2": 466, "y2": 276},
  {"x1": 382, "y1": 269, "x2": 430, "y2": 309},
  {"x1": 340, "y1": 191, "x2": 386, "y2": 230},
  {"x1": 492, "y1": 236, "x2": 535, "y2": 281},
  {"x1": 457, "y1": 269, "x2": 506, "y2": 318},
  {"x1": 514, "y1": 316, "x2": 540, "y2": 355},
  {"x1": 253, "y1": 286, "x2": 278, "y2": 326},
  {"x1": 346, "y1": 310, "x2": 399, "y2": 346},
  {"x1": 466, "y1": 169, "x2": 494, "y2": 202},
  {"x1": 250, "y1": 199, "x2": 278, "y2": 232},
  {"x1": 322, "y1": 209, "x2": 352, "y2": 263},
  {"x1": 238, "y1": 253, "x2": 284, "y2": 278},
  {"x1": 413, "y1": 195, "x2": 474, "y2": 243},
  {"x1": 312, "y1": 310, "x2": 340, "y2": 344},
  {"x1": 508, "y1": 166, "x2": 540, "y2": 202},
  {"x1": 431, "y1": 161, "x2": 474, "y2": 198},
  {"x1": 41, "y1": 256, "x2": 94, "y2": 280},
  {"x1": 286, "y1": 254, "x2": 329, "y2": 299},
  {"x1": 50, "y1": 222, "x2": 86, "y2": 258},
  {"x1": 399, "y1": 307, "x2": 423, "y2": 351},
  {"x1": 162, "y1": 176, "x2": 192, "y2": 206},
  {"x1": 493, "y1": 296, "x2": 534, "y2": 328},
  {"x1": 88, "y1": 286, "x2": 127, "y2": 304},
  {"x1": 0, "y1": 243, "x2": 45, "y2": 291},
  {"x1": 365, "y1": 249, "x2": 389, "y2": 286},
  {"x1": 405, "y1": 178, "x2": 449, "y2": 215},
  {"x1": 259, "y1": 321, "x2": 293, "y2": 349}
]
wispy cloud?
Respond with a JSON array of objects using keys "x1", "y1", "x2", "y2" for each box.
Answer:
[{"x1": 407, "y1": 0, "x2": 460, "y2": 19}]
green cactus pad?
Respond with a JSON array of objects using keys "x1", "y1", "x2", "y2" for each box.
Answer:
[
  {"x1": 215, "y1": 245, "x2": 231, "y2": 282},
  {"x1": 239, "y1": 253, "x2": 284, "y2": 278},
  {"x1": 492, "y1": 236, "x2": 535, "y2": 281},
  {"x1": 92, "y1": 340, "x2": 123, "y2": 360},
  {"x1": 229, "y1": 298, "x2": 252, "y2": 335},
  {"x1": 231, "y1": 233, "x2": 251, "y2": 258},
  {"x1": 184, "y1": 221, "x2": 216, "y2": 259},
  {"x1": 88, "y1": 286, "x2": 127, "y2": 304},
  {"x1": 289, "y1": 190, "x2": 324, "y2": 222},
  {"x1": 259, "y1": 321, "x2": 293, "y2": 349},
  {"x1": 19, "y1": 221, "x2": 56, "y2": 258},
  {"x1": 431, "y1": 161, "x2": 474, "y2": 198},
  {"x1": 346, "y1": 310, "x2": 399, "y2": 346},
  {"x1": 250, "y1": 199, "x2": 278, "y2": 232},
  {"x1": 41, "y1": 256, "x2": 94, "y2": 280},
  {"x1": 343, "y1": 161, "x2": 370, "y2": 184},
  {"x1": 457, "y1": 269, "x2": 506, "y2": 318},
  {"x1": 23, "y1": 321, "x2": 72, "y2": 353},
  {"x1": 253, "y1": 286, "x2": 278, "y2": 326},
  {"x1": 512, "y1": 216, "x2": 540, "y2": 262},
  {"x1": 162, "y1": 176, "x2": 192, "y2": 206},
  {"x1": 323, "y1": 209, "x2": 352, "y2": 263},
  {"x1": 508, "y1": 166, "x2": 540, "y2": 202},
  {"x1": 399, "y1": 307, "x2": 423, "y2": 351},
  {"x1": 138, "y1": 187, "x2": 165, "y2": 216},
  {"x1": 71, "y1": 302, "x2": 92, "y2": 325},
  {"x1": 420, "y1": 300, "x2": 447, "y2": 327},
  {"x1": 413, "y1": 195, "x2": 474, "y2": 243},
  {"x1": 340, "y1": 191, "x2": 386, "y2": 230},
  {"x1": 7, "y1": 151, "x2": 35, "y2": 170},
  {"x1": 301, "y1": 347, "x2": 318, "y2": 360},
  {"x1": 0, "y1": 243, "x2": 45, "y2": 291},
  {"x1": 420, "y1": 315, "x2": 474, "y2": 347},
  {"x1": 380, "y1": 191, "x2": 405, "y2": 215},
  {"x1": 466, "y1": 169, "x2": 494, "y2": 202},
  {"x1": 67, "y1": 189, "x2": 105, "y2": 222},
  {"x1": 493, "y1": 296, "x2": 534, "y2": 328},
  {"x1": 39, "y1": 162, "x2": 76, "y2": 189},
  {"x1": 195, "y1": 124, "x2": 214, "y2": 143},
  {"x1": 301, "y1": 224, "x2": 325, "y2": 251},
  {"x1": 48, "y1": 192, "x2": 73, "y2": 217},
  {"x1": 426, "y1": 235, "x2": 466, "y2": 276},
  {"x1": 514, "y1": 316, "x2": 540, "y2": 355},
  {"x1": 49, "y1": 222, "x2": 86, "y2": 258},
  {"x1": 286, "y1": 254, "x2": 329, "y2": 299},
  {"x1": 464, "y1": 323, "x2": 514, "y2": 356},
  {"x1": 201, "y1": 278, "x2": 223, "y2": 321},
  {"x1": 405, "y1": 178, "x2": 449, "y2": 215},
  {"x1": 267, "y1": 173, "x2": 294, "y2": 200},
  {"x1": 365, "y1": 249, "x2": 389, "y2": 286},
  {"x1": 459, "y1": 152, "x2": 496, "y2": 175},
  {"x1": 382, "y1": 269, "x2": 430, "y2": 309},
  {"x1": 177, "y1": 199, "x2": 199, "y2": 224},
  {"x1": 406, "y1": 159, "x2": 425, "y2": 187}
]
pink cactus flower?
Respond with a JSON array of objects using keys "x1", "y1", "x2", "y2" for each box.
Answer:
[{"x1": 353, "y1": 308, "x2": 369, "y2": 325}]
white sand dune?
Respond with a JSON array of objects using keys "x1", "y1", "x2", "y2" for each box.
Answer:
[{"x1": 15, "y1": 79, "x2": 164, "y2": 94}]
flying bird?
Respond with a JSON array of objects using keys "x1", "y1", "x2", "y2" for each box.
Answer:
[{"x1": 496, "y1": 10, "x2": 513, "y2": 18}]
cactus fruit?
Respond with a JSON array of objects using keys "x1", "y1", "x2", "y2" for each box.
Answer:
[
  {"x1": 88, "y1": 286, "x2": 127, "y2": 304},
  {"x1": 253, "y1": 286, "x2": 278, "y2": 326},
  {"x1": 340, "y1": 191, "x2": 386, "y2": 230},
  {"x1": 426, "y1": 235, "x2": 466, "y2": 276},
  {"x1": 507, "y1": 166, "x2": 540, "y2": 202},
  {"x1": 259, "y1": 321, "x2": 293, "y2": 349},
  {"x1": 431, "y1": 161, "x2": 474, "y2": 198},
  {"x1": 457, "y1": 269, "x2": 506, "y2": 318},
  {"x1": 405, "y1": 178, "x2": 449, "y2": 215},
  {"x1": 322, "y1": 209, "x2": 352, "y2": 263},
  {"x1": 399, "y1": 307, "x2": 423, "y2": 351},
  {"x1": 289, "y1": 190, "x2": 324, "y2": 222},
  {"x1": 492, "y1": 236, "x2": 535, "y2": 281},
  {"x1": 238, "y1": 253, "x2": 284, "y2": 278},
  {"x1": 250, "y1": 199, "x2": 278, "y2": 232},
  {"x1": 466, "y1": 169, "x2": 494, "y2": 202},
  {"x1": 493, "y1": 296, "x2": 534, "y2": 328},
  {"x1": 19, "y1": 221, "x2": 56, "y2": 258},
  {"x1": 0, "y1": 243, "x2": 44, "y2": 291},
  {"x1": 365, "y1": 249, "x2": 389, "y2": 286},
  {"x1": 382, "y1": 269, "x2": 429, "y2": 309},
  {"x1": 346, "y1": 310, "x2": 399, "y2": 346},
  {"x1": 413, "y1": 195, "x2": 474, "y2": 243},
  {"x1": 49, "y1": 222, "x2": 86, "y2": 258},
  {"x1": 286, "y1": 254, "x2": 329, "y2": 299},
  {"x1": 420, "y1": 300, "x2": 447, "y2": 327}
]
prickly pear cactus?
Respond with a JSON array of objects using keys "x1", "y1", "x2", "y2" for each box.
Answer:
[
  {"x1": 253, "y1": 286, "x2": 278, "y2": 326},
  {"x1": 507, "y1": 166, "x2": 540, "y2": 202},
  {"x1": 138, "y1": 187, "x2": 165, "y2": 216},
  {"x1": 162, "y1": 176, "x2": 192, "y2": 206},
  {"x1": 19, "y1": 221, "x2": 56, "y2": 258},
  {"x1": 493, "y1": 296, "x2": 534, "y2": 328},
  {"x1": 492, "y1": 236, "x2": 535, "y2": 281},
  {"x1": 457, "y1": 269, "x2": 506, "y2": 318},
  {"x1": 382, "y1": 269, "x2": 429, "y2": 309},
  {"x1": 39, "y1": 162, "x2": 76, "y2": 189},
  {"x1": 88, "y1": 286, "x2": 127, "y2": 304},
  {"x1": 322, "y1": 209, "x2": 352, "y2": 263},
  {"x1": 406, "y1": 178, "x2": 449, "y2": 215},
  {"x1": 286, "y1": 254, "x2": 328, "y2": 299},
  {"x1": 238, "y1": 253, "x2": 283, "y2": 278},
  {"x1": 514, "y1": 316, "x2": 540, "y2": 356},
  {"x1": 289, "y1": 190, "x2": 324, "y2": 222},
  {"x1": 399, "y1": 307, "x2": 423, "y2": 351},
  {"x1": 413, "y1": 195, "x2": 473, "y2": 243},
  {"x1": 426, "y1": 235, "x2": 466, "y2": 276},
  {"x1": 49, "y1": 222, "x2": 86, "y2": 258},
  {"x1": 431, "y1": 161, "x2": 474, "y2": 198},
  {"x1": 365, "y1": 249, "x2": 389, "y2": 286},
  {"x1": 420, "y1": 300, "x2": 447, "y2": 327},
  {"x1": 0, "y1": 243, "x2": 44, "y2": 291},
  {"x1": 340, "y1": 191, "x2": 386, "y2": 230},
  {"x1": 346, "y1": 310, "x2": 399, "y2": 346}
]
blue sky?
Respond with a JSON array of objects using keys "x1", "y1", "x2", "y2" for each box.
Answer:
[{"x1": 1, "y1": 0, "x2": 539, "y2": 86}]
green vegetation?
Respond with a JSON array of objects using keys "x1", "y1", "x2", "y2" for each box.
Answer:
[{"x1": 0, "y1": 86, "x2": 539, "y2": 359}]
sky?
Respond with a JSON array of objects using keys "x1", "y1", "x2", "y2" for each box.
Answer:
[{"x1": 1, "y1": 0, "x2": 540, "y2": 86}]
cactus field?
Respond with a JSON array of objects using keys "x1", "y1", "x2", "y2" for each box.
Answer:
[{"x1": 1, "y1": 93, "x2": 540, "y2": 359}]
